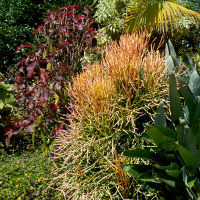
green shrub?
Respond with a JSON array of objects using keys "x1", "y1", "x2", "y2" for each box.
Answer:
[
  {"x1": 124, "y1": 72, "x2": 200, "y2": 199},
  {"x1": 94, "y1": 0, "x2": 131, "y2": 45},
  {"x1": 0, "y1": 80, "x2": 16, "y2": 146},
  {"x1": 0, "y1": 81, "x2": 15, "y2": 110},
  {"x1": 124, "y1": 41, "x2": 200, "y2": 199}
]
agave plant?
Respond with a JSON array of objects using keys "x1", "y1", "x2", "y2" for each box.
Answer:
[
  {"x1": 126, "y1": 0, "x2": 200, "y2": 33},
  {"x1": 124, "y1": 67, "x2": 200, "y2": 199}
]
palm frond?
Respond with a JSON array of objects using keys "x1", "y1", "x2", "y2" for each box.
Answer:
[{"x1": 126, "y1": 0, "x2": 200, "y2": 33}]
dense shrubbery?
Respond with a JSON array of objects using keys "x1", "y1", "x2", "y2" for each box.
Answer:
[
  {"x1": 3, "y1": 5, "x2": 97, "y2": 149},
  {"x1": 0, "y1": 0, "x2": 69, "y2": 72},
  {"x1": 0, "y1": 1, "x2": 200, "y2": 199},
  {"x1": 52, "y1": 32, "x2": 168, "y2": 199},
  {"x1": 0, "y1": 73, "x2": 17, "y2": 147},
  {"x1": 94, "y1": 0, "x2": 131, "y2": 45},
  {"x1": 124, "y1": 71, "x2": 200, "y2": 199}
]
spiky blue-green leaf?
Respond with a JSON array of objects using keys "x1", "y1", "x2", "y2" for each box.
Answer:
[
  {"x1": 155, "y1": 102, "x2": 167, "y2": 127},
  {"x1": 169, "y1": 73, "x2": 184, "y2": 123},
  {"x1": 188, "y1": 70, "x2": 200, "y2": 97}
]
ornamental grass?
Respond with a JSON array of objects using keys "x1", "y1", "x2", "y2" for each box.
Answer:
[{"x1": 51, "y1": 32, "x2": 168, "y2": 199}]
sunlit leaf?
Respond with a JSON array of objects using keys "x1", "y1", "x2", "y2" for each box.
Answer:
[{"x1": 126, "y1": 0, "x2": 200, "y2": 33}]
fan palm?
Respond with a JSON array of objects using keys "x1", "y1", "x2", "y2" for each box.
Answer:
[{"x1": 126, "y1": 0, "x2": 200, "y2": 33}]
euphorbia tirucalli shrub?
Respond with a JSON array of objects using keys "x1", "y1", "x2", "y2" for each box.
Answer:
[
  {"x1": 4, "y1": 5, "x2": 97, "y2": 146},
  {"x1": 52, "y1": 32, "x2": 168, "y2": 199}
]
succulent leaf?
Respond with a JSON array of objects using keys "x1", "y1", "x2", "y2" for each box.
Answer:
[
  {"x1": 188, "y1": 70, "x2": 200, "y2": 97},
  {"x1": 155, "y1": 101, "x2": 167, "y2": 127},
  {"x1": 169, "y1": 73, "x2": 184, "y2": 123}
]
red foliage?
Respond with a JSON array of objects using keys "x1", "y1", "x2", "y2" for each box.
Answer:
[
  {"x1": 5, "y1": 5, "x2": 97, "y2": 143},
  {"x1": 16, "y1": 44, "x2": 31, "y2": 51}
]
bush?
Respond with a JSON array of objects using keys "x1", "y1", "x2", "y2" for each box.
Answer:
[
  {"x1": 4, "y1": 5, "x2": 97, "y2": 149},
  {"x1": 52, "y1": 32, "x2": 168, "y2": 199},
  {"x1": 0, "y1": 0, "x2": 97, "y2": 73},
  {"x1": 124, "y1": 71, "x2": 200, "y2": 200},
  {"x1": 0, "y1": 76, "x2": 17, "y2": 148},
  {"x1": 124, "y1": 40, "x2": 200, "y2": 199},
  {"x1": 94, "y1": 0, "x2": 131, "y2": 45}
]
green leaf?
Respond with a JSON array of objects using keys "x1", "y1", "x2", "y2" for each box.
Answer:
[
  {"x1": 47, "y1": 45, "x2": 53, "y2": 53},
  {"x1": 166, "y1": 40, "x2": 180, "y2": 71},
  {"x1": 42, "y1": 49, "x2": 47, "y2": 59},
  {"x1": 38, "y1": 115, "x2": 42, "y2": 124},
  {"x1": 155, "y1": 162, "x2": 179, "y2": 171},
  {"x1": 0, "y1": 82, "x2": 15, "y2": 109},
  {"x1": 187, "y1": 177, "x2": 196, "y2": 188},
  {"x1": 191, "y1": 101, "x2": 200, "y2": 144},
  {"x1": 176, "y1": 143, "x2": 200, "y2": 168},
  {"x1": 165, "y1": 42, "x2": 170, "y2": 59},
  {"x1": 0, "y1": 100, "x2": 4, "y2": 109},
  {"x1": 124, "y1": 164, "x2": 160, "y2": 183},
  {"x1": 179, "y1": 84, "x2": 197, "y2": 125},
  {"x1": 92, "y1": 0, "x2": 99, "y2": 6},
  {"x1": 182, "y1": 126, "x2": 199, "y2": 157},
  {"x1": 163, "y1": 153, "x2": 176, "y2": 161},
  {"x1": 139, "y1": 170, "x2": 159, "y2": 183},
  {"x1": 155, "y1": 172, "x2": 176, "y2": 188},
  {"x1": 166, "y1": 169, "x2": 181, "y2": 178},
  {"x1": 0, "y1": 81, "x2": 14, "y2": 91},
  {"x1": 32, "y1": 123, "x2": 36, "y2": 148},
  {"x1": 194, "y1": 179, "x2": 200, "y2": 194},
  {"x1": 146, "y1": 125, "x2": 176, "y2": 151},
  {"x1": 124, "y1": 149, "x2": 156, "y2": 161},
  {"x1": 165, "y1": 55, "x2": 175, "y2": 73},
  {"x1": 155, "y1": 102, "x2": 166, "y2": 127},
  {"x1": 169, "y1": 73, "x2": 183, "y2": 123},
  {"x1": 188, "y1": 56, "x2": 196, "y2": 71},
  {"x1": 141, "y1": 132, "x2": 152, "y2": 142},
  {"x1": 123, "y1": 164, "x2": 151, "y2": 179},
  {"x1": 188, "y1": 70, "x2": 200, "y2": 97},
  {"x1": 176, "y1": 121, "x2": 186, "y2": 146},
  {"x1": 125, "y1": 0, "x2": 200, "y2": 33},
  {"x1": 38, "y1": 115, "x2": 47, "y2": 150},
  {"x1": 40, "y1": 127, "x2": 46, "y2": 148},
  {"x1": 167, "y1": 40, "x2": 178, "y2": 63}
]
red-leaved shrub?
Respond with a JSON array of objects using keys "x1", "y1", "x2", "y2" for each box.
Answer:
[{"x1": 4, "y1": 5, "x2": 97, "y2": 147}]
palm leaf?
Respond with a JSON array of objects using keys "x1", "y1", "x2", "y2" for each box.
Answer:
[{"x1": 126, "y1": 0, "x2": 200, "y2": 33}]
